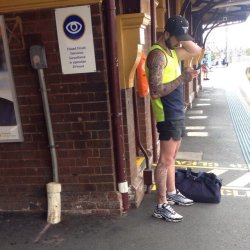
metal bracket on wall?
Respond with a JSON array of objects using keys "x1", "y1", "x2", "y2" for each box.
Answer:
[{"x1": 5, "y1": 16, "x2": 25, "y2": 50}]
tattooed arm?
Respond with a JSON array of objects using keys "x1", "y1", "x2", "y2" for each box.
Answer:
[{"x1": 146, "y1": 49, "x2": 194, "y2": 99}]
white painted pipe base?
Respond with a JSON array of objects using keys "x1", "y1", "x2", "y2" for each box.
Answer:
[{"x1": 46, "y1": 182, "x2": 62, "y2": 224}]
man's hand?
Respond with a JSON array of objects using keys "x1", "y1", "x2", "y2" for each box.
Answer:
[{"x1": 182, "y1": 67, "x2": 199, "y2": 84}]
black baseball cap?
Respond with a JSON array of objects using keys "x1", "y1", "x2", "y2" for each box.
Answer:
[{"x1": 165, "y1": 15, "x2": 193, "y2": 41}]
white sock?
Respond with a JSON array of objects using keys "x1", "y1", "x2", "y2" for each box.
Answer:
[
  {"x1": 158, "y1": 203, "x2": 163, "y2": 208},
  {"x1": 158, "y1": 202, "x2": 168, "y2": 208},
  {"x1": 168, "y1": 190, "x2": 176, "y2": 196}
]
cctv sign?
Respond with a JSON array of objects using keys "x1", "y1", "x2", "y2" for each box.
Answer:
[{"x1": 55, "y1": 6, "x2": 96, "y2": 74}]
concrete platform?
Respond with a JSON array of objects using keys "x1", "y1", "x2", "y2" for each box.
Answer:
[{"x1": 176, "y1": 151, "x2": 203, "y2": 161}]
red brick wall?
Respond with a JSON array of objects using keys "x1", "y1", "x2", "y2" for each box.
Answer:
[{"x1": 0, "y1": 4, "x2": 122, "y2": 215}]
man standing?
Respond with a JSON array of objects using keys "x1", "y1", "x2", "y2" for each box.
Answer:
[{"x1": 146, "y1": 15, "x2": 201, "y2": 222}]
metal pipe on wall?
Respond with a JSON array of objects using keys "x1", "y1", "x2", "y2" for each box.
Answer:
[
  {"x1": 30, "y1": 45, "x2": 61, "y2": 224},
  {"x1": 38, "y1": 69, "x2": 59, "y2": 183},
  {"x1": 104, "y1": 0, "x2": 129, "y2": 212},
  {"x1": 38, "y1": 67, "x2": 61, "y2": 224}
]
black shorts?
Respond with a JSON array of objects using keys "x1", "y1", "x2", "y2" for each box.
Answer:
[{"x1": 156, "y1": 120, "x2": 186, "y2": 141}]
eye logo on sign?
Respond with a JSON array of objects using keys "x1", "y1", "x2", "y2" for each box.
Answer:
[{"x1": 63, "y1": 15, "x2": 85, "y2": 40}]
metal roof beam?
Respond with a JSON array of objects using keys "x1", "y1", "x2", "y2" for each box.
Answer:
[{"x1": 192, "y1": 0, "x2": 250, "y2": 12}]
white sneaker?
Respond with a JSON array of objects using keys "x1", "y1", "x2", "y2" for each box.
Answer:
[
  {"x1": 153, "y1": 203, "x2": 183, "y2": 222},
  {"x1": 167, "y1": 190, "x2": 194, "y2": 206}
]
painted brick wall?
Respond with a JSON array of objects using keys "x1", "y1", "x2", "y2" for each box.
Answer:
[
  {"x1": 121, "y1": 88, "x2": 136, "y2": 184},
  {"x1": 138, "y1": 24, "x2": 153, "y2": 154},
  {"x1": 0, "y1": 4, "x2": 122, "y2": 215}
]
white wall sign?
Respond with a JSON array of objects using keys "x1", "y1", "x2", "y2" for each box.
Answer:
[
  {"x1": 0, "y1": 16, "x2": 23, "y2": 143},
  {"x1": 55, "y1": 5, "x2": 96, "y2": 74}
]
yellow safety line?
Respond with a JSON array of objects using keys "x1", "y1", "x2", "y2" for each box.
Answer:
[
  {"x1": 175, "y1": 165, "x2": 248, "y2": 171},
  {"x1": 150, "y1": 161, "x2": 250, "y2": 197},
  {"x1": 136, "y1": 157, "x2": 145, "y2": 167},
  {"x1": 150, "y1": 184, "x2": 250, "y2": 198},
  {"x1": 151, "y1": 185, "x2": 250, "y2": 191}
]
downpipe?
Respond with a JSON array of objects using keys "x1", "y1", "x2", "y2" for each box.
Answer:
[
  {"x1": 104, "y1": 0, "x2": 129, "y2": 212},
  {"x1": 150, "y1": 0, "x2": 158, "y2": 164}
]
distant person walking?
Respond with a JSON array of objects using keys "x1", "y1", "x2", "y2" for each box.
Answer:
[
  {"x1": 222, "y1": 58, "x2": 229, "y2": 67},
  {"x1": 202, "y1": 54, "x2": 209, "y2": 80}
]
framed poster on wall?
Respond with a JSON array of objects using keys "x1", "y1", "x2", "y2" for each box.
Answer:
[{"x1": 0, "y1": 15, "x2": 23, "y2": 142}]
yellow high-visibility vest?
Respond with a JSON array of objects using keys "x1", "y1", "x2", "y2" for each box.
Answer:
[{"x1": 146, "y1": 44, "x2": 181, "y2": 122}]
